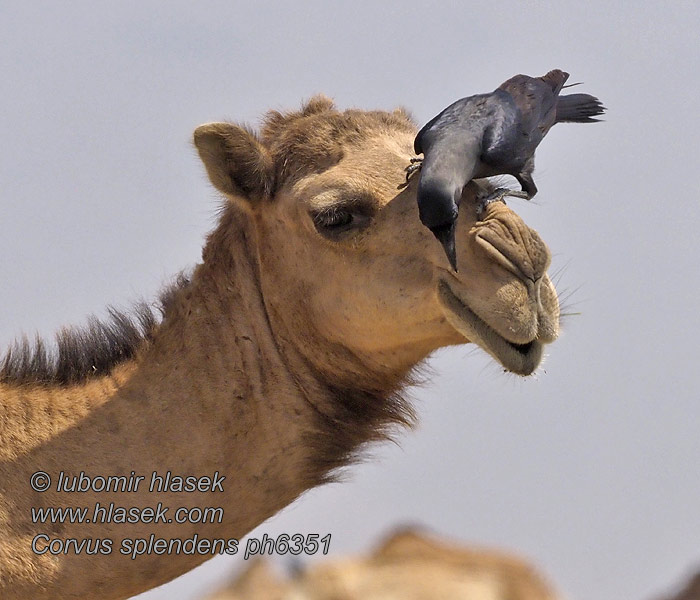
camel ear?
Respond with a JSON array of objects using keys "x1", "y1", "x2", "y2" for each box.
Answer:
[{"x1": 193, "y1": 123, "x2": 274, "y2": 201}]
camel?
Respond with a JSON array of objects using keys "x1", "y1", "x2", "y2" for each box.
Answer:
[
  {"x1": 0, "y1": 96, "x2": 560, "y2": 599},
  {"x1": 204, "y1": 527, "x2": 560, "y2": 600},
  {"x1": 206, "y1": 534, "x2": 700, "y2": 600},
  {"x1": 656, "y1": 570, "x2": 700, "y2": 600}
]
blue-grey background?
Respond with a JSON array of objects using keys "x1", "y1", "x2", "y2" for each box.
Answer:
[{"x1": 1, "y1": 2, "x2": 698, "y2": 599}]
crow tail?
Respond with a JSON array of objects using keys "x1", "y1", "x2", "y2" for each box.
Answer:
[{"x1": 556, "y1": 93, "x2": 606, "y2": 123}]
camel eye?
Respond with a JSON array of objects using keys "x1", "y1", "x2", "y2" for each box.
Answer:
[{"x1": 312, "y1": 206, "x2": 370, "y2": 238}]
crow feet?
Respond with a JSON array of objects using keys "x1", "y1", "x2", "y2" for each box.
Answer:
[
  {"x1": 397, "y1": 157, "x2": 423, "y2": 189},
  {"x1": 476, "y1": 187, "x2": 530, "y2": 217}
]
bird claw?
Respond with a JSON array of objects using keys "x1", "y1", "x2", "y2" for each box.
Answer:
[
  {"x1": 398, "y1": 157, "x2": 423, "y2": 189},
  {"x1": 405, "y1": 158, "x2": 423, "y2": 177},
  {"x1": 476, "y1": 188, "x2": 530, "y2": 216}
]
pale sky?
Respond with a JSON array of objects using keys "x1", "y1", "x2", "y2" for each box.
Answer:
[{"x1": 1, "y1": 2, "x2": 699, "y2": 600}]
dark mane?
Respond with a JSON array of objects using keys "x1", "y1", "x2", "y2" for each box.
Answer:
[{"x1": 0, "y1": 274, "x2": 190, "y2": 386}]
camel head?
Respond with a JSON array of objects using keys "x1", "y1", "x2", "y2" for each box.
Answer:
[{"x1": 193, "y1": 96, "x2": 559, "y2": 380}]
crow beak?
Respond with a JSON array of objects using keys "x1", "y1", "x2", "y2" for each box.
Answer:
[{"x1": 430, "y1": 222, "x2": 458, "y2": 272}]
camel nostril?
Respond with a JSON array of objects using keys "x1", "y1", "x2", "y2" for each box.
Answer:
[{"x1": 475, "y1": 221, "x2": 550, "y2": 286}]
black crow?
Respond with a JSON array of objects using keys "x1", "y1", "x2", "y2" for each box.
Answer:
[{"x1": 412, "y1": 69, "x2": 605, "y2": 270}]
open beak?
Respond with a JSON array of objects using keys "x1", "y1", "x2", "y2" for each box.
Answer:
[{"x1": 430, "y1": 221, "x2": 458, "y2": 272}]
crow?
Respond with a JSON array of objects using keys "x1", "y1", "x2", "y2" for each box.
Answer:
[{"x1": 411, "y1": 69, "x2": 605, "y2": 270}]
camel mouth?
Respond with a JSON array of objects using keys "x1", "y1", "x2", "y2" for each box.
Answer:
[{"x1": 437, "y1": 280, "x2": 544, "y2": 376}]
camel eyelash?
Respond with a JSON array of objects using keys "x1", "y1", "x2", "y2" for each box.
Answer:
[
  {"x1": 312, "y1": 206, "x2": 352, "y2": 226},
  {"x1": 311, "y1": 199, "x2": 374, "y2": 232}
]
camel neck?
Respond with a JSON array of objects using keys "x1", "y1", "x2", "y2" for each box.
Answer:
[{"x1": 0, "y1": 212, "x2": 327, "y2": 599}]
